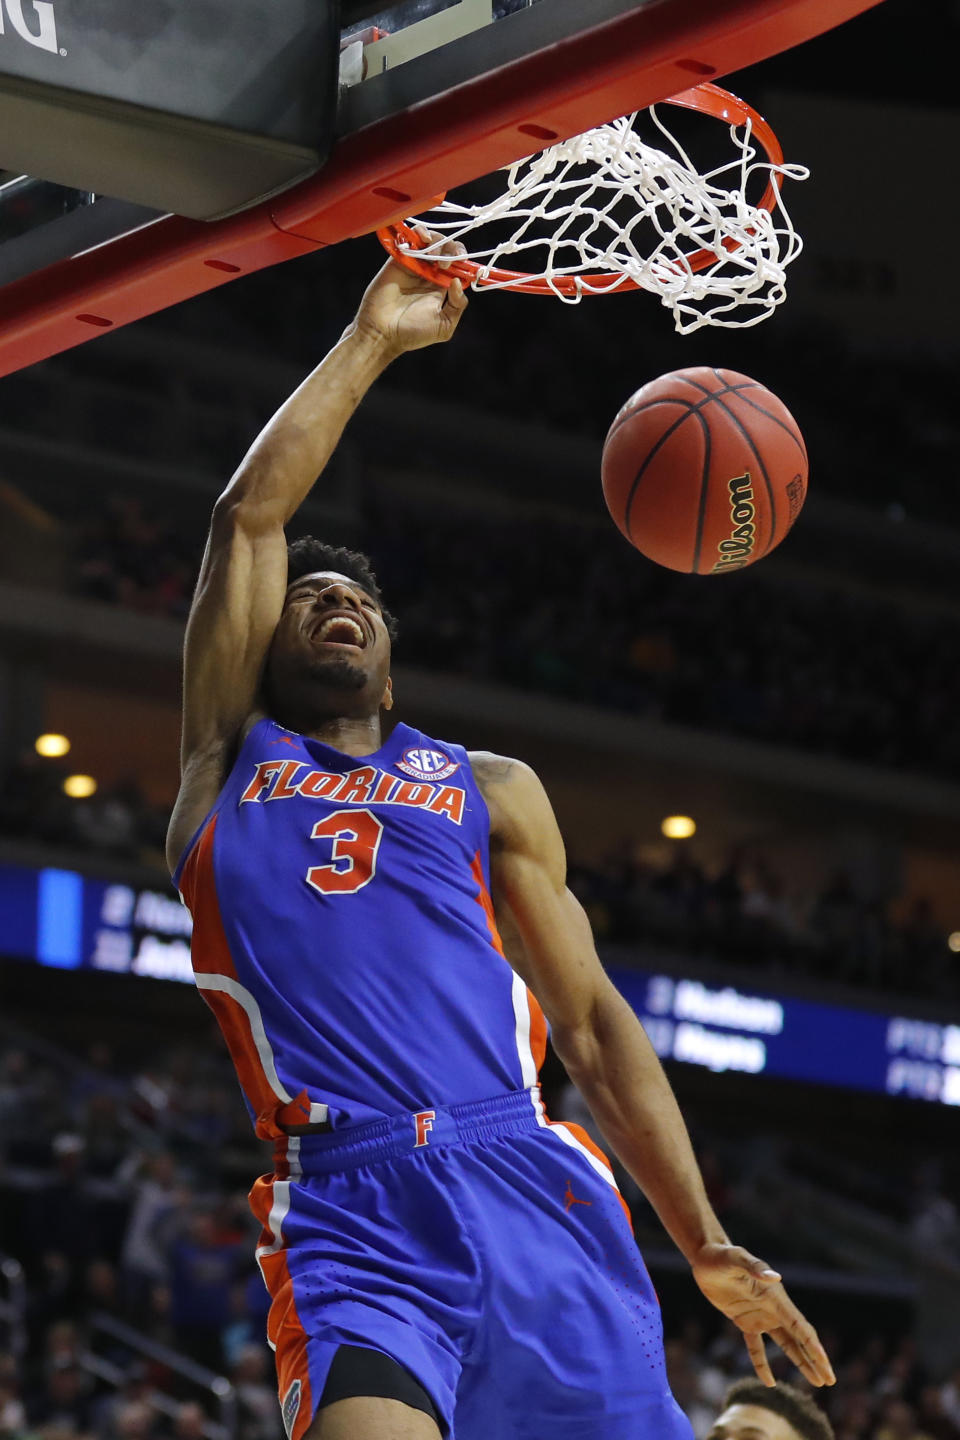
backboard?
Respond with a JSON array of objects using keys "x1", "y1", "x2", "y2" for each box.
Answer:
[{"x1": 0, "y1": 0, "x2": 884, "y2": 379}]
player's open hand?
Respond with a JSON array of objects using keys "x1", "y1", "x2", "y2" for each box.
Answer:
[
  {"x1": 354, "y1": 228, "x2": 468, "y2": 356},
  {"x1": 691, "y1": 1242, "x2": 835, "y2": 1388}
]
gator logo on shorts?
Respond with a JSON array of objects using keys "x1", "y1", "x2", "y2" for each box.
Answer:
[
  {"x1": 397, "y1": 747, "x2": 460, "y2": 782},
  {"x1": 281, "y1": 1379, "x2": 301, "y2": 1439}
]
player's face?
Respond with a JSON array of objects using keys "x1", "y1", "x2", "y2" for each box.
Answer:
[
  {"x1": 709, "y1": 1404, "x2": 802, "y2": 1440},
  {"x1": 265, "y1": 571, "x2": 393, "y2": 721}
]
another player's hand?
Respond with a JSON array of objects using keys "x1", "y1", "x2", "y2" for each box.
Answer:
[
  {"x1": 691, "y1": 1242, "x2": 835, "y2": 1388},
  {"x1": 354, "y1": 228, "x2": 468, "y2": 356}
]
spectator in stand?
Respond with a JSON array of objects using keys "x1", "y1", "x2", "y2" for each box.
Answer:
[
  {"x1": 166, "y1": 1211, "x2": 244, "y2": 1372},
  {"x1": 0, "y1": 1358, "x2": 25, "y2": 1440},
  {"x1": 80, "y1": 1094, "x2": 130, "y2": 1187},
  {"x1": 81, "y1": 1262, "x2": 127, "y2": 1324},
  {"x1": 832, "y1": 1391, "x2": 874, "y2": 1440},
  {"x1": 0, "y1": 1048, "x2": 49, "y2": 1161},
  {"x1": 25, "y1": 1258, "x2": 80, "y2": 1347},
  {"x1": 875, "y1": 1399, "x2": 936, "y2": 1440},
  {"x1": 221, "y1": 1281, "x2": 270, "y2": 1374},
  {"x1": 27, "y1": 1363, "x2": 97, "y2": 1435},
  {"x1": 137, "y1": 1284, "x2": 177, "y2": 1355},
  {"x1": 172, "y1": 1403, "x2": 207, "y2": 1440},
  {"x1": 112, "y1": 1400, "x2": 158, "y2": 1440},
  {"x1": 230, "y1": 1347, "x2": 278, "y2": 1440},
  {"x1": 22, "y1": 1137, "x2": 102, "y2": 1269},
  {"x1": 70, "y1": 788, "x2": 141, "y2": 861},
  {"x1": 942, "y1": 1366, "x2": 960, "y2": 1431},
  {"x1": 119, "y1": 1152, "x2": 182, "y2": 1308},
  {"x1": 85, "y1": 1363, "x2": 159, "y2": 1440},
  {"x1": 917, "y1": 1386, "x2": 960, "y2": 1440}
]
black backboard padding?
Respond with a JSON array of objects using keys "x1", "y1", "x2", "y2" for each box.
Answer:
[
  {"x1": 0, "y1": 79, "x2": 323, "y2": 220},
  {"x1": 0, "y1": 0, "x2": 340, "y2": 220}
]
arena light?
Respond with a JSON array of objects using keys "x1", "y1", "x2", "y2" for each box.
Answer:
[
  {"x1": 62, "y1": 774, "x2": 96, "y2": 799},
  {"x1": 948, "y1": 933, "x2": 960, "y2": 954},
  {"x1": 35, "y1": 733, "x2": 71, "y2": 758},
  {"x1": 661, "y1": 815, "x2": 696, "y2": 840}
]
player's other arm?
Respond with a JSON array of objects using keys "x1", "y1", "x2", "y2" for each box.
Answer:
[
  {"x1": 166, "y1": 251, "x2": 467, "y2": 874},
  {"x1": 475, "y1": 752, "x2": 835, "y2": 1390}
]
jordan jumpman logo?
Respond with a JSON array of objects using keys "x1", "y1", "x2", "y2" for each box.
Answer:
[{"x1": 564, "y1": 1179, "x2": 592, "y2": 1212}]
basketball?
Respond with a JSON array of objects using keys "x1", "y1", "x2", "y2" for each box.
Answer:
[{"x1": 601, "y1": 367, "x2": 808, "y2": 575}]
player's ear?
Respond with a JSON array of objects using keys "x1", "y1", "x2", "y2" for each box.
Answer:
[{"x1": 381, "y1": 675, "x2": 394, "y2": 712}]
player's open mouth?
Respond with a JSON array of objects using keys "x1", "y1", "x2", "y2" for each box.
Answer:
[{"x1": 311, "y1": 614, "x2": 367, "y2": 650}]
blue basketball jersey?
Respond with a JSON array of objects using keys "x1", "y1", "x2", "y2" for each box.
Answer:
[
  {"x1": 176, "y1": 717, "x2": 688, "y2": 1440},
  {"x1": 175, "y1": 718, "x2": 548, "y2": 1138}
]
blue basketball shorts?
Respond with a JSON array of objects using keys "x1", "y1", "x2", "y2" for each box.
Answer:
[{"x1": 249, "y1": 1086, "x2": 694, "y2": 1440}]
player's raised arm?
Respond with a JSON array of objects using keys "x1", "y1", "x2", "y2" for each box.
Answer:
[
  {"x1": 474, "y1": 752, "x2": 835, "y2": 1391},
  {"x1": 166, "y1": 247, "x2": 467, "y2": 873}
]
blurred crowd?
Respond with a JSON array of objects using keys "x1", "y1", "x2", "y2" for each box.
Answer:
[
  {"x1": 369, "y1": 496, "x2": 960, "y2": 782},
  {"x1": 0, "y1": 1037, "x2": 276, "y2": 1440},
  {"x1": 1, "y1": 1033, "x2": 959, "y2": 1440},
  {"x1": 569, "y1": 845, "x2": 957, "y2": 1005},
  {"x1": 0, "y1": 754, "x2": 167, "y2": 866},
  {"x1": 72, "y1": 496, "x2": 196, "y2": 622},
  {"x1": 56, "y1": 491, "x2": 960, "y2": 785}
]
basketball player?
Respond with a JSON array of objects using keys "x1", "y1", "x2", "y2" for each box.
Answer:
[
  {"x1": 709, "y1": 1379, "x2": 836, "y2": 1440},
  {"x1": 167, "y1": 245, "x2": 834, "y2": 1440}
]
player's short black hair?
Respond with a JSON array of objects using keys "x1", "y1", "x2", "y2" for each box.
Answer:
[
  {"x1": 721, "y1": 1380, "x2": 835, "y2": 1440},
  {"x1": 286, "y1": 536, "x2": 398, "y2": 639}
]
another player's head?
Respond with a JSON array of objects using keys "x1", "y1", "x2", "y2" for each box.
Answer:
[
  {"x1": 262, "y1": 537, "x2": 398, "y2": 728},
  {"x1": 709, "y1": 1380, "x2": 835, "y2": 1440}
]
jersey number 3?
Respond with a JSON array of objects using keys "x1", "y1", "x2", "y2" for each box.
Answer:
[{"x1": 306, "y1": 809, "x2": 384, "y2": 896}]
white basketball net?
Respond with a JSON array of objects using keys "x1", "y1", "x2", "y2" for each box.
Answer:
[{"x1": 395, "y1": 106, "x2": 809, "y2": 333}]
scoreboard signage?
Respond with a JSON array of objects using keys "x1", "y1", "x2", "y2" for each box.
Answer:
[
  {"x1": 2, "y1": 858, "x2": 959, "y2": 1108},
  {"x1": 610, "y1": 967, "x2": 960, "y2": 1109},
  {"x1": 1, "y1": 859, "x2": 192, "y2": 984}
]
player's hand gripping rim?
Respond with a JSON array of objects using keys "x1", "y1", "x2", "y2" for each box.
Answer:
[
  {"x1": 355, "y1": 227, "x2": 468, "y2": 357},
  {"x1": 691, "y1": 1242, "x2": 835, "y2": 1388}
]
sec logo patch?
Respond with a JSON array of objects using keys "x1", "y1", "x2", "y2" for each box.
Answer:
[{"x1": 397, "y1": 747, "x2": 460, "y2": 782}]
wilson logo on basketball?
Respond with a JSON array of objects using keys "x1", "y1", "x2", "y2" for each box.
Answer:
[
  {"x1": 0, "y1": 0, "x2": 60, "y2": 54},
  {"x1": 711, "y1": 472, "x2": 757, "y2": 573},
  {"x1": 397, "y1": 747, "x2": 460, "y2": 782}
]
